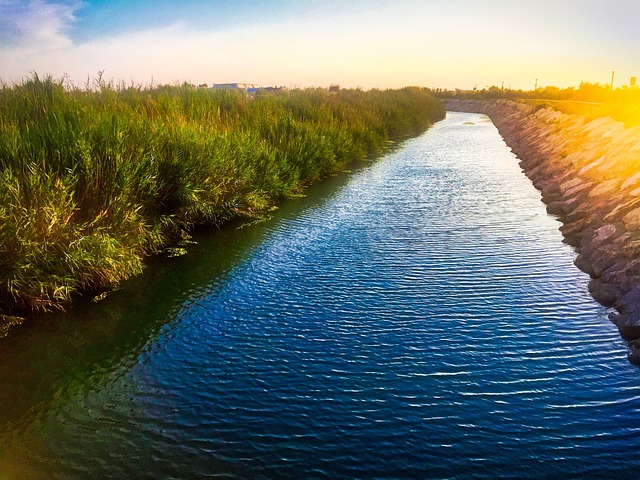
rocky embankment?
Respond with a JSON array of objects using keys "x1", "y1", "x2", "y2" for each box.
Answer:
[{"x1": 447, "y1": 99, "x2": 640, "y2": 362}]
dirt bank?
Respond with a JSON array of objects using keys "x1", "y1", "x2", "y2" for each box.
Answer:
[{"x1": 447, "y1": 99, "x2": 640, "y2": 361}]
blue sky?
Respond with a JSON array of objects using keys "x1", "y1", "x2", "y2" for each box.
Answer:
[{"x1": 1, "y1": 0, "x2": 639, "y2": 90}]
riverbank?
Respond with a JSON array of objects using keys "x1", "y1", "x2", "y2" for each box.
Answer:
[
  {"x1": 5, "y1": 111, "x2": 638, "y2": 480},
  {"x1": 447, "y1": 99, "x2": 640, "y2": 356},
  {"x1": 0, "y1": 77, "x2": 444, "y2": 327}
]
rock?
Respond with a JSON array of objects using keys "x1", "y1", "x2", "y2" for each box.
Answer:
[
  {"x1": 560, "y1": 216, "x2": 594, "y2": 246},
  {"x1": 546, "y1": 200, "x2": 568, "y2": 217},
  {"x1": 588, "y1": 178, "x2": 622, "y2": 198},
  {"x1": 574, "y1": 253, "x2": 595, "y2": 276},
  {"x1": 590, "y1": 224, "x2": 617, "y2": 246},
  {"x1": 627, "y1": 340, "x2": 640, "y2": 365},
  {"x1": 615, "y1": 319, "x2": 640, "y2": 340},
  {"x1": 621, "y1": 171, "x2": 640, "y2": 191},
  {"x1": 623, "y1": 208, "x2": 640, "y2": 230},
  {"x1": 622, "y1": 240, "x2": 640, "y2": 257},
  {"x1": 600, "y1": 258, "x2": 640, "y2": 294},
  {"x1": 558, "y1": 176, "x2": 588, "y2": 195},
  {"x1": 603, "y1": 197, "x2": 640, "y2": 223},
  {"x1": 614, "y1": 287, "x2": 640, "y2": 320},
  {"x1": 563, "y1": 181, "x2": 594, "y2": 199},
  {"x1": 588, "y1": 279, "x2": 621, "y2": 307},
  {"x1": 578, "y1": 156, "x2": 609, "y2": 177},
  {"x1": 564, "y1": 199, "x2": 600, "y2": 223}
]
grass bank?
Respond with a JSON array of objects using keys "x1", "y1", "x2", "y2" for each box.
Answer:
[{"x1": 0, "y1": 75, "x2": 444, "y2": 316}]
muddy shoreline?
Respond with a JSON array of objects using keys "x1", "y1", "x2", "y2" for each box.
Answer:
[{"x1": 447, "y1": 99, "x2": 640, "y2": 361}]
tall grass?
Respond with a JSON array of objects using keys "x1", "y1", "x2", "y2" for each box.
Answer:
[{"x1": 0, "y1": 75, "x2": 444, "y2": 314}]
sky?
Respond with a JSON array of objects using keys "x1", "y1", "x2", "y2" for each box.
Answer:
[{"x1": 0, "y1": 0, "x2": 639, "y2": 90}]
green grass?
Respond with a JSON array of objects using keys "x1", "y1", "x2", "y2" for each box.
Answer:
[{"x1": 0, "y1": 75, "x2": 445, "y2": 314}]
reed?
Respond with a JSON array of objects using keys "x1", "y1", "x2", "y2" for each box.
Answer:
[{"x1": 0, "y1": 75, "x2": 445, "y2": 314}]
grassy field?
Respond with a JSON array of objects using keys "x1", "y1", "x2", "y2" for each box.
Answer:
[{"x1": 0, "y1": 75, "x2": 445, "y2": 315}]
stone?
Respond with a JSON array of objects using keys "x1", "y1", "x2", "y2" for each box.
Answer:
[
  {"x1": 627, "y1": 339, "x2": 640, "y2": 365},
  {"x1": 578, "y1": 156, "x2": 609, "y2": 177},
  {"x1": 590, "y1": 224, "x2": 618, "y2": 246},
  {"x1": 622, "y1": 240, "x2": 640, "y2": 258},
  {"x1": 623, "y1": 208, "x2": 640, "y2": 230},
  {"x1": 615, "y1": 286, "x2": 640, "y2": 319},
  {"x1": 558, "y1": 176, "x2": 587, "y2": 195},
  {"x1": 562, "y1": 181, "x2": 593, "y2": 200},
  {"x1": 588, "y1": 178, "x2": 622, "y2": 198},
  {"x1": 588, "y1": 279, "x2": 621, "y2": 307},
  {"x1": 621, "y1": 171, "x2": 640, "y2": 191},
  {"x1": 546, "y1": 200, "x2": 566, "y2": 217},
  {"x1": 560, "y1": 216, "x2": 594, "y2": 246},
  {"x1": 603, "y1": 197, "x2": 640, "y2": 222}
]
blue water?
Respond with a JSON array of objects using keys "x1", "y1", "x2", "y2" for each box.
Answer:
[{"x1": 2, "y1": 112, "x2": 640, "y2": 479}]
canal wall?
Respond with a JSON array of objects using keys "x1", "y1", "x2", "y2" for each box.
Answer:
[{"x1": 446, "y1": 99, "x2": 640, "y2": 348}]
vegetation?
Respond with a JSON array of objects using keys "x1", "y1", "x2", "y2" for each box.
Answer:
[
  {"x1": 517, "y1": 99, "x2": 640, "y2": 128},
  {"x1": 0, "y1": 75, "x2": 444, "y2": 315},
  {"x1": 433, "y1": 82, "x2": 640, "y2": 127}
]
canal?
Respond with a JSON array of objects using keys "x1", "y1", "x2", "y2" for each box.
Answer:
[{"x1": 2, "y1": 112, "x2": 640, "y2": 479}]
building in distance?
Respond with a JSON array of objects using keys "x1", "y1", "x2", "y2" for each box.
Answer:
[{"x1": 210, "y1": 83, "x2": 287, "y2": 94}]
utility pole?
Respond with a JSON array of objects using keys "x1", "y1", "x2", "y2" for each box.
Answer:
[
  {"x1": 611, "y1": 70, "x2": 615, "y2": 90},
  {"x1": 534, "y1": 78, "x2": 538, "y2": 90}
]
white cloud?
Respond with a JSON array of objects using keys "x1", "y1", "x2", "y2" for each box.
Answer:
[
  {"x1": 0, "y1": 0, "x2": 79, "y2": 54},
  {"x1": 0, "y1": 0, "x2": 636, "y2": 89}
]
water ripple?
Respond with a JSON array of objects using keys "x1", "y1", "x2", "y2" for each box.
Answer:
[{"x1": 5, "y1": 112, "x2": 640, "y2": 479}]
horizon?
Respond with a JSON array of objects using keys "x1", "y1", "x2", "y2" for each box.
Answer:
[{"x1": 1, "y1": 0, "x2": 639, "y2": 91}]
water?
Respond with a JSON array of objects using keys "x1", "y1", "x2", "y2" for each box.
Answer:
[{"x1": 2, "y1": 112, "x2": 640, "y2": 479}]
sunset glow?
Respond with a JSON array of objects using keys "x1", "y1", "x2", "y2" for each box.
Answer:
[{"x1": 1, "y1": 0, "x2": 639, "y2": 90}]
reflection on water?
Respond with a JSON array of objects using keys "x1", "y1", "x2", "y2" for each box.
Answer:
[{"x1": 2, "y1": 112, "x2": 640, "y2": 479}]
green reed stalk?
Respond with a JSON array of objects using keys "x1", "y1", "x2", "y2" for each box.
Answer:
[{"x1": 0, "y1": 74, "x2": 445, "y2": 314}]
